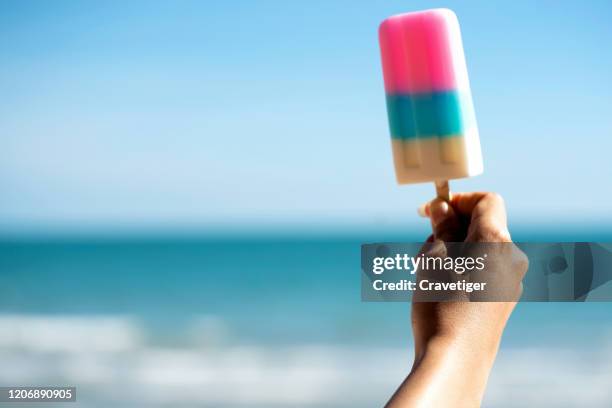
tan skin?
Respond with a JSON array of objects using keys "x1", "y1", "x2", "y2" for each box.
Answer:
[{"x1": 386, "y1": 192, "x2": 528, "y2": 408}]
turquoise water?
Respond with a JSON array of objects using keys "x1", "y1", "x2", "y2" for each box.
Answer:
[{"x1": 2, "y1": 230, "x2": 612, "y2": 349}]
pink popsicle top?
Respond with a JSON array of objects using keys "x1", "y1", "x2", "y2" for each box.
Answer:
[{"x1": 379, "y1": 9, "x2": 468, "y2": 94}]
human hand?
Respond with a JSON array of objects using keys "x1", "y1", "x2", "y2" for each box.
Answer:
[
  {"x1": 386, "y1": 192, "x2": 528, "y2": 408},
  {"x1": 413, "y1": 192, "x2": 527, "y2": 355}
]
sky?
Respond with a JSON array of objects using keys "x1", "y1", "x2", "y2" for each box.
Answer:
[{"x1": 1, "y1": 0, "x2": 611, "y2": 234}]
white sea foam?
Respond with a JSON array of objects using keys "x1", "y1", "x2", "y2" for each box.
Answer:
[
  {"x1": 0, "y1": 315, "x2": 142, "y2": 353},
  {"x1": 0, "y1": 314, "x2": 611, "y2": 407}
]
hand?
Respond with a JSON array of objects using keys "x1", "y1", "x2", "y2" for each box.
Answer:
[{"x1": 386, "y1": 192, "x2": 528, "y2": 408}]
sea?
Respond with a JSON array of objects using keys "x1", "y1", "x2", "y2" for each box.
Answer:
[{"x1": 1, "y1": 229, "x2": 612, "y2": 407}]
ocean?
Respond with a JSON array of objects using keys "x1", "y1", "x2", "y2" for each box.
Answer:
[{"x1": 1, "y1": 231, "x2": 612, "y2": 407}]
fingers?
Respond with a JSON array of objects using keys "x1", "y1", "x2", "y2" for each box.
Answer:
[
  {"x1": 461, "y1": 193, "x2": 511, "y2": 242},
  {"x1": 418, "y1": 192, "x2": 489, "y2": 218},
  {"x1": 454, "y1": 192, "x2": 506, "y2": 221},
  {"x1": 448, "y1": 192, "x2": 491, "y2": 216},
  {"x1": 419, "y1": 192, "x2": 502, "y2": 219},
  {"x1": 429, "y1": 198, "x2": 465, "y2": 242},
  {"x1": 419, "y1": 192, "x2": 510, "y2": 243}
]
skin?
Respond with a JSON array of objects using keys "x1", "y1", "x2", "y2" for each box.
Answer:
[{"x1": 385, "y1": 192, "x2": 528, "y2": 408}]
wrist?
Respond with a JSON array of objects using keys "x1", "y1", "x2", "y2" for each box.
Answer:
[
  {"x1": 407, "y1": 335, "x2": 498, "y2": 408},
  {"x1": 415, "y1": 333, "x2": 500, "y2": 374}
]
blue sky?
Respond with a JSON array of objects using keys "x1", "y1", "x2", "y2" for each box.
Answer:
[{"x1": 1, "y1": 0, "x2": 611, "y2": 234}]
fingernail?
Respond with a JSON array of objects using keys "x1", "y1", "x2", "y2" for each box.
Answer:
[
  {"x1": 417, "y1": 203, "x2": 428, "y2": 217},
  {"x1": 430, "y1": 200, "x2": 449, "y2": 226}
]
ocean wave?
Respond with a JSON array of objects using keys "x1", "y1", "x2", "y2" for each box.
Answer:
[
  {"x1": 0, "y1": 314, "x2": 611, "y2": 407},
  {"x1": 0, "y1": 315, "x2": 142, "y2": 353}
]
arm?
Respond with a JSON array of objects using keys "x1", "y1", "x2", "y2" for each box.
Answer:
[{"x1": 386, "y1": 193, "x2": 527, "y2": 408}]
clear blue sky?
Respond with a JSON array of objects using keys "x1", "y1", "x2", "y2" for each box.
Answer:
[{"x1": 1, "y1": 0, "x2": 611, "y2": 234}]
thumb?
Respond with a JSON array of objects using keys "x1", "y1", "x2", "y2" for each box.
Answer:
[{"x1": 429, "y1": 198, "x2": 464, "y2": 242}]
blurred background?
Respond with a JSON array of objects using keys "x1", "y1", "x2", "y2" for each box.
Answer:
[{"x1": 1, "y1": 0, "x2": 611, "y2": 406}]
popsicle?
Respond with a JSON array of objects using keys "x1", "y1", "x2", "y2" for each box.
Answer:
[{"x1": 378, "y1": 9, "x2": 483, "y2": 200}]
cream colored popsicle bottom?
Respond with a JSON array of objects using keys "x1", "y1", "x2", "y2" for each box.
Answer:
[{"x1": 391, "y1": 128, "x2": 483, "y2": 184}]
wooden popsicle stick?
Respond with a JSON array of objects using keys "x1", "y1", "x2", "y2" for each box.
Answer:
[{"x1": 435, "y1": 180, "x2": 451, "y2": 202}]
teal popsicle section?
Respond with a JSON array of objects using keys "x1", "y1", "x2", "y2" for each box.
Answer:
[{"x1": 385, "y1": 90, "x2": 473, "y2": 139}]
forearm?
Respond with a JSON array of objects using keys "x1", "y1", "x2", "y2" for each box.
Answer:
[{"x1": 385, "y1": 336, "x2": 499, "y2": 408}]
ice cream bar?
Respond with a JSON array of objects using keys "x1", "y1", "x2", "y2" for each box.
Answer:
[{"x1": 378, "y1": 9, "x2": 483, "y2": 195}]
